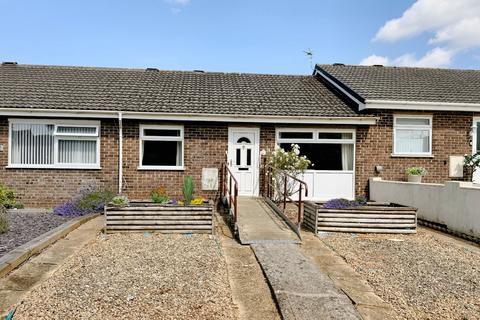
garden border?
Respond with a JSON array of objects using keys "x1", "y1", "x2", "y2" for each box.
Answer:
[{"x1": 0, "y1": 213, "x2": 99, "y2": 278}]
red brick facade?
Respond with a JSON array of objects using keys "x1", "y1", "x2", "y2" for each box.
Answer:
[
  {"x1": 355, "y1": 111, "x2": 476, "y2": 196},
  {"x1": 0, "y1": 112, "x2": 476, "y2": 207}
]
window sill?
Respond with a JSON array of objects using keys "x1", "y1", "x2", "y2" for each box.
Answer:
[
  {"x1": 390, "y1": 154, "x2": 434, "y2": 158},
  {"x1": 6, "y1": 165, "x2": 102, "y2": 170},
  {"x1": 137, "y1": 166, "x2": 185, "y2": 171}
]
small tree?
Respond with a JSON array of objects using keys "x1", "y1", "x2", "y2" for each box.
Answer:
[{"x1": 267, "y1": 144, "x2": 311, "y2": 202}]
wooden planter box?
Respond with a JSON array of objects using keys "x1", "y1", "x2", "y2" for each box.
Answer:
[
  {"x1": 105, "y1": 201, "x2": 213, "y2": 234},
  {"x1": 304, "y1": 201, "x2": 417, "y2": 234}
]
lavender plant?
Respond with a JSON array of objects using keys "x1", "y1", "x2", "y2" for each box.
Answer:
[
  {"x1": 323, "y1": 197, "x2": 367, "y2": 209},
  {"x1": 53, "y1": 184, "x2": 114, "y2": 216}
]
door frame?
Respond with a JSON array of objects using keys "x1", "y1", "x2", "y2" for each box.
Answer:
[{"x1": 227, "y1": 126, "x2": 261, "y2": 196}]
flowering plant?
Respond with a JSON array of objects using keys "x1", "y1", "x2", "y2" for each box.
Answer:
[
  {"x1": 267, "y1": 144, "x2": 311, "y2": 202},
  {"x1": 53, "y1": 184, "x2": 114, "y2": 216},
  {"x1": 151, "y1": 186, "x2": 169, "y2": 204},
  {"x1": 323, "y1": 197, "x2": 367, "y2": 209},
  {"x1": 464, "y1": 152, "x2": 480, "y2": 173}
]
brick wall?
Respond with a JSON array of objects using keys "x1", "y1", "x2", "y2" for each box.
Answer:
[
  {"x1": 355, "y1": 111, "x2": 476, "y2": 197},
  {"x1": 0, "y1": 119, "x2": 276, "y2": 208},
  {"x1": 0, "y1": 112, "x2": 476, "y2": 207},
  {"x1": 0, "y1": 118, "x2": 119, "y2": 208}
]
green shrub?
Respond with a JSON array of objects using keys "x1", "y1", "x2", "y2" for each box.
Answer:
[
  {"x1": 111, "y1": 195, "x2": 129, "y2": 206},
  {"x1": 182, "y1": 176, "x2": 194, "y2": 205},
  {"x1": 0, "y1": 205, "x2": 8, "y2": 234},
  {"x1": 405, "y1": 167, "x2": 427, "y2": 176},
  {"x1": 75, "y1": 190, "x2": 115, "y2": 211},
  {"x1": 151, "y1": 187, "x2": 169, "y2": 204},
  {"x1": 0, "y1": 183, "x2": 23, "y2": 209}
]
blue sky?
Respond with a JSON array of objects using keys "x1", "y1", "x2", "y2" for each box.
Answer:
[{"x1": 1, "y1": 0, "x2": 479, "y2": 74}]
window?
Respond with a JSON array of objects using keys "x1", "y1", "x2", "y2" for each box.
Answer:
[
  {"x1": 277, "y1": 129, "x2": 355, "y2": 171},
  {"x1": 139, "y1": 125, "x2": 184, "y2": 170},
  {"x1": 393, "y1": 116, "x2": 432, "y2": 156},
  {"x1": 9, "y1": 119, "x2": 100, "y2": 169}
]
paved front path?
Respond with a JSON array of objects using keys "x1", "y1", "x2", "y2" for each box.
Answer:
[
  {"x1": 0, "y1": 216, "x2": 104, "y2": 316},
  {"x1": 301, "y1": 232, "x2": 396, "y2": 319},
  {"x1": 237, "y1": 198, "x2": 299, "y2": 244},
  {"x1": 252, "y1": 243, "x2": 361, "y2": 320}
]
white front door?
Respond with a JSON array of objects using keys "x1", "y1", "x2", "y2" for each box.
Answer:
[
  {"x1": 473, "y1": 119, "x2": 480, "y2": 184},
  {"x1": 228, "y1": 127, "x2": 260, "y2": 196}
]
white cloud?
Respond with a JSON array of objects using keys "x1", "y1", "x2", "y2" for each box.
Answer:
[
  {"x1": 165, "y1": 0, "x2": 190, "y2": 13},
  {"x1": 167, "y1": 0, "x2": 190, "y2": 5},
  {"x1": 363, "y1": 0, "x2": 480, "y2": 68},
  {"x1": 360, "y1": 55, "x2": 390, "y2": 66}
]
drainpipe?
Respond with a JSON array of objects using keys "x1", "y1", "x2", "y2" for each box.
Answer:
[{"x1": 118, "y1": 112, "x2": 123, "y2": 194}]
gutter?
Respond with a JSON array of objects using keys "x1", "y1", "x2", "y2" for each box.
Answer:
[{"x1": 0, "y1": 108, "x2": 378, "y2": 125}]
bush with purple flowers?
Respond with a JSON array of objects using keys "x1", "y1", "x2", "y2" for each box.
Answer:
[
  {"x1": 53, "y1": 184, "x2": 114, "y2": 217},
  {"x1": 323, "y1": 197, "x2": 367, "y2": 209}
]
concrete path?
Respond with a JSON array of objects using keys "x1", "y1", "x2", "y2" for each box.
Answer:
[
  {"x1": 216, "y1": 213, "x2": 281, "y2": 320},
  {"x1": 237, "y1": 197, "x2": 299, "y2": 244},
  {"x1": 301, "y1": 232, "x2": 397, "y2": 320},
  {"x1": 0, "y1": 216, "x2": 104, "y2": 316},
  {"x1": 252, "y1": 243, "x2": 361, "y2": 320}
]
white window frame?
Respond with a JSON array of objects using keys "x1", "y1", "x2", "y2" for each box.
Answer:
[
  {"x1": 8, "y1": 118, "x2": 101, "y2": 169},
  {"x1": 392, "y1": 115, "x2": 433, "y2": 157},
  {"x1": 138, "y1": 124, "x2": 184, "y2": 170},
  {"x1": 473, "y1": 117, "x2": 480, "y2": 155},
  {"x1": 276, "y1": 128, "x2": 356, "y2": 173}
]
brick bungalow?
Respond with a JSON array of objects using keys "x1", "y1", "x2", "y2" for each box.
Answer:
[{"x1": 0, "y1": 62, "x2": 478, "y2": 207}]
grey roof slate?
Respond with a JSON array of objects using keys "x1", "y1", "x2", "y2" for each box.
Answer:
[
  {"x1": 0, "y1": 63, "x2": 362, "y2": 117},
  {"x1": 317, "y1": 64, "x2": 480, "y2": 104}
]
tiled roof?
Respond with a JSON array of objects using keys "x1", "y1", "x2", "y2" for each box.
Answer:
[
  {"x1": 317, "y1": 64, "x2": 480, "y2": 104},
  {"x1": 0, "y1": 63, "x2": 362, "y2": 117}
]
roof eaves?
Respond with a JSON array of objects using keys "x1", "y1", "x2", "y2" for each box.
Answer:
[{"x1": 314, "y1": 65, "x2": 366, "y2": 106}]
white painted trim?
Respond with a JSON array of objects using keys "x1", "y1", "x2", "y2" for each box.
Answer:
[
  {"x1": 392, "y1": 114, "x2": 433, "y2": 157},
  {"x1": 138, "y1": 124, "x2": 184, "y2": 170},
  {"x1": 472, "y1": 117, "x2": 480, "y2": 183},
  {"x1": 228, "y1": 126, "x2": 261, "y2": 196},
  {"x1": 8, "y1": 118, "x2": 101, "y2": 169},
  {"x1": 314, "y1": 69, "x2": 366, "y2": 109},
  {"x1": 0, "y1": 108, "x2": 377, "y2": 125},
  {"x1": 366, "y1": 99, "x2": 480, "y2": 112}
]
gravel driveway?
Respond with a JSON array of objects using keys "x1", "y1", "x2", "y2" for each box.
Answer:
[
  {"x1": 0, "y1": 210, "x2": 71, "y2": 257},
  {"x1": 14, "y1": 233, "x2": 237, "y2": 320},
  {"x1": 320, "y1": 228, "x2": 480, "y2": 320}
]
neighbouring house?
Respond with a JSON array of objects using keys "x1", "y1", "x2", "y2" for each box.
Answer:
[{"x1": 0, "y1": 61, "x2": 478, "y2": 207}]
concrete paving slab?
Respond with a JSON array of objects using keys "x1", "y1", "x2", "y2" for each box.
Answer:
[
  {"x1": 300, "y1": 232, "x2": 397, "y2": 320},
  {"x1": 236, "y1": 198, "x2": 299, "y2": 244},
  {"x1": 252, "y1": 243, "x2": 361, "y2": 320}
]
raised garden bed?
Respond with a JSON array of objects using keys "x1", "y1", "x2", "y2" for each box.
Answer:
[
  {"x1": 105, "y1": 201, "x2": 214, "y2": 234},
  {"x1": 304, "y1": 201, "x2": 417, "y2": 234}
]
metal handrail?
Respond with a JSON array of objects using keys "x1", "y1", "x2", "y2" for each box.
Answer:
[
  {"x1": 263, "y1": 164, "x2": 308, "y2": 230},
  {"x1": 221, "y1": 162, "x2": 239, "y2": 224}
]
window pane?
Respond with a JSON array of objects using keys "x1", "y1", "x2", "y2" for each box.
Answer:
[
  {"x1": 279, "y1": 132, "x2": 313, "y2": 139},
  {"x1": 396, "y1": 118, "x2": 430, "y2": 126},
  {"x1": 237, "y1": 137, "x2": 251, "y2": 144},
  {"x1": 142, "y1": 141, "x2": 182, "y2": 166},
  {"x1": 247, "y1": 149, "x2": 252, "y2": 166},
  {"x1": 143, "y1": 129, "x2": 180, "y2": 137},
  {"x1": 396, "y1": 129, "x2": 430, "y2": 153},
  {"x1": 57, "y1": 126, "x2": 97, "y2": 135},
  {"x1": 58, "y1": 140, "x2": 97, "y2": 164},
  {"x1": 318, "y1": 132, "x2": 353, "y2": 139},
  {"x1": 11, "y1": 123, "x2": 54, "y2": 165},
  {"x1": 236, "y1": 148, "x2": 241, "y2": 166},
  {"x1": 279, "y1": 143, "x2": 353, "y2": 171}
]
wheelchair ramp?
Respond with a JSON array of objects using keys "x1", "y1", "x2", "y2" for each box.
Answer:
[{"x1": 236, "y1": 197, "x2": 300, "y2": 244}]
